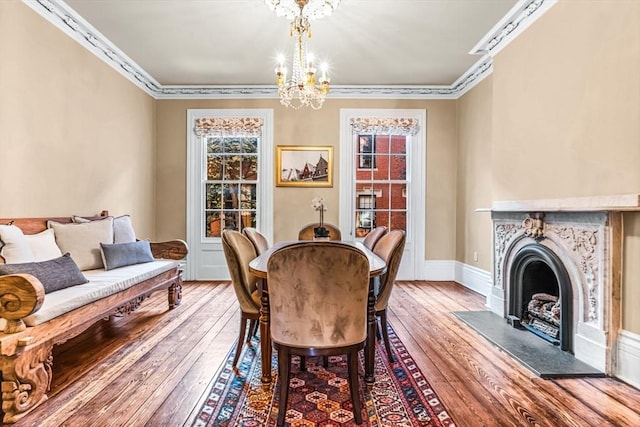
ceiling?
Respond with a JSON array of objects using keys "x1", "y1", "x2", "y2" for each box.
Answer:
[{"x1": 31, "y1": 0, "x2": 555, "y2": 97}]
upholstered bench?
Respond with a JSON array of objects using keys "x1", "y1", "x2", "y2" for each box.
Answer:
[{"x1": 0, "y1": 212, "x2": 187, "y2": 423}]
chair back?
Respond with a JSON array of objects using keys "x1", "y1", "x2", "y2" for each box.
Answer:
[
  {"x1": 297, "y1": 223, "x2": 342, "y2": 241},
  {"x1": 242, "y1": 227, "x2": 270, "y2": 255},
  {"x1": 221, "y1": 230, "x2": 260, "y2": 313},
  {"x1": 373, "y1": 229, "x2": 406, "y2": 311},
  {"x1": 362, "y1": 226, "x2": 388, "y2": 250},
  {"x1": 267, "y1": 242, "x2": 369, "y2": 348}
]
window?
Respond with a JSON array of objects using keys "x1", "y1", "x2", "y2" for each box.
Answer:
[
  {"x1": 354, "y1": 134, "x2": 407, "y2": 238},
  {"x1": 340, "y1": 109, "x2": 425, "y2": 280},
  {"x1": 205, "y1": 137, "x2": 258, "y2": 237}
]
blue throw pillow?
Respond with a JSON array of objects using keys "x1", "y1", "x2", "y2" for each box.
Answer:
[
  {"x1": 0, "y1": 253, "x2": 88, "y2": 293},
  {"x1": 100, "y1": 240, "x2": 155, "y2": 271}
]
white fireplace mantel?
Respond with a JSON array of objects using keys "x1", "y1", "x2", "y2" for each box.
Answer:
[
  {"x1": 482, "y1": 194, "x2": 640, "y2": 386},
  {"x1": 490, "y1": 193, "x2": 640, "y2": 212}
]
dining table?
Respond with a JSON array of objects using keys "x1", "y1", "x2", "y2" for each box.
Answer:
[{"x1": 248, "y1": 240, "x2": 387, "y2": 385}]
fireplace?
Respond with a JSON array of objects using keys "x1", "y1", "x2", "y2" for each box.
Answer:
[
  {"x1": 508, "y1": 243, "x2": 572, "y2": 352},
  {"x1": 487, "y1": 196, "x2": 631, "y2": 375}
]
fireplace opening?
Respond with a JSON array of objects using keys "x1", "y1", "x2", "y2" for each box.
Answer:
[{"x1": 508, "y1": 244, "x2": 573, "y2": 353}]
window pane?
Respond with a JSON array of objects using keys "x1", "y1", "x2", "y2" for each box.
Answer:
[
  {"x1": 223, "y1": 184, "x2": 239, "y2": 209},
  {"x1": 207, "y1": 137, "x2": 224, "y2": 154},
  {"x1": 390, "y1": 211, "x2": 406, "y2": 230},
  {"x1": 224, "y1": 156, "x2": 241, "y2": 180},
  {"x1": 355, "y1": 211, "x2": 375, "y2": 236},
  {"x1": 223, "y1": 211, "x2": 239, "y2": 230},
  {"x1": 376, "y1": 211, "x2": 390, "y2": 229},
  {"x1": 390, "y1": 154, "x2": 406, "y2": 180},
  {"x1": 241, "y1": 155, "x2": 258, "y2": 180},
  {"x1": 373, "y1": 154, "x2": 390, "y2": 180},
  {"x1": 243, "y1": 138, "x2": 258, "y2": 154},
  {"x1": 372, "y1": 183, "x2": 389, "y2": 209},
  {"x1": 390, "y1": 184, "x2": 407, "y2": 210},
  {"x1": 375, "y1": 135, "x2": 390, "y2": 155},
  {"x1": 206, "y1": 184, "x2": 223, "y2": 209},
  {"x1": 390, "y1": 135, "x2": 406, "y2": 154},
  {"x1": 226, "y1": 138, "x2": 242, "y2": 153},
  {"x1": 240, "y1": 184, "x2": 257, "y2": 209},
  {"x1": 207, "y1": 155, "x2": 223, "y2": 180},
  {"x1": 206, "y1": 212, "x2": 223, "y2": 237}
]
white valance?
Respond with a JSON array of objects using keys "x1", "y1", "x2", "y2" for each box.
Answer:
[
  {"x1": 349, "y1": 117, "x2": 420, "y2": 136},
  {"x1": 194, "y1": 117, "x2": 264, "y2": 137}
]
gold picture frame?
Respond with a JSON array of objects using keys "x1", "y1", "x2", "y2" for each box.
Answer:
[{"x1": 276, "y1": 145, "x2": 333, "y2": 187}]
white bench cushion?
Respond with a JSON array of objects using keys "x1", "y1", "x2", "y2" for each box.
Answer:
[{"x1": 23, "y1": 260, "x2": 178, "y2": 327}]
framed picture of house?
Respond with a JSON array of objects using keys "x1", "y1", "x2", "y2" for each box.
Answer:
[{"x1": 276, "y1": 145, "x2": 333, "y2": 187}]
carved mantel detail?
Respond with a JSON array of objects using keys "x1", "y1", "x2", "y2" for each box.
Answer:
[
  {"x1": 549, "y1": 225, "x2": 599, "y2": 322},
  {"x1": 522, "y1": 212, "x2": 545, "y2": 240},
  {"x1": 494, "y1": 223, "x2": 520, "y2": 289},
  {"x1": 494, "y1": 213, "x2": 602, "y2": 323}
]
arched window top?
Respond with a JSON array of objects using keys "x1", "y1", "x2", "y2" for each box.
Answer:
[
  {"x1": 349, "y1": 117, "x2": 420, "y2": 136},
  {"x1": 194, "y1": 117, "x2": 264, "y2": 137}
]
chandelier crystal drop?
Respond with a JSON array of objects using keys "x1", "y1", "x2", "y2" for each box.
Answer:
[
  {"x1": 268, "y1": 0, "x2": 337, "y2": 110},
  {"x1": 265, "y1": 0, "x2": 341, "y2": 20}
]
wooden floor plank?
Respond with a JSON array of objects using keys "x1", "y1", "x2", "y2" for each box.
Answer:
[
  {"x1": 393, "y1": 283, "x2": 616, "y2": 427},
  {"x1": 8, "y1": 280, "x2": 640, "y2": 427}
]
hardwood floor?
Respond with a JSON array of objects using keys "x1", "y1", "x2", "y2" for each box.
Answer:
[{"x1": 9, "y1": 281, "x2": 640, "y2": 426}]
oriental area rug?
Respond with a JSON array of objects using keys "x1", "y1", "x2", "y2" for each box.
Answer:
[{"x1": 192, "y1": 325, "x2": 455, "y2": 426}]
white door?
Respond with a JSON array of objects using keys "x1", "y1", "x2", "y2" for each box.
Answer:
[
  {"x1": 186, "y1": 109, "x2": 273, "y2": 280},
  {"x1": 339, "y1": 109, "x2": 426, "y2": 280}
]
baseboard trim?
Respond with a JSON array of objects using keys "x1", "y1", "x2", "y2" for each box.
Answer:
[
  {"x1": 454, "y1": 262, "x2": 492, "y2": 296},
  {"x1": 616, "y1": 330, "x2": 640, "y2": 389},
  {"x1": 423, "y1": 260, "x2": 456, "y2": 281},
  {"x1": 422, "y1": 261, "x2": 492, "y2": 297}
]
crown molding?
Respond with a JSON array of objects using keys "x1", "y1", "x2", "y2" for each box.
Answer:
[
  {"x1": 470, "y1": 0, "x2": 557, "y2": 57},
  {"x1": 23, "y1": 0, "x2": 555, "y2": 100}
]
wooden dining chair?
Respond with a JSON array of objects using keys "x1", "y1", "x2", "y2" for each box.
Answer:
[
  {"x1": 373, "y1": 229, "x2": 406, "y2": 363},
  {"x1": 242, "y1": 227, "x2": 270, "y2": 255},
  {"x1": 267, "y1": 242, "x2": 369, "y2": 426},
  {"x1": 297, "y1": 222, "x2": 341, "y2": 240},
  {"x1": 362, "y1": 225, "x2": 388, "y2": 250},
  {"x1": 221, "y1": 230, "x2": 262, "y2": 372}
]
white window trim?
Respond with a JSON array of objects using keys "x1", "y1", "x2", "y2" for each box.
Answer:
[
  {"x1": 339, "y1": 108, "x2": 426, "y2": 279},
  {"x1": 186, "y1": 109, "x2": 274, "y2": 280}
]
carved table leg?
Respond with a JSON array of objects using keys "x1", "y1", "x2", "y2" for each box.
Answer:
[
  {"x1": 258, "y1": 278, "x2": 272, "y2": 384},
  {"x1": 364, "y1": 277, "x2": 376, "y2": 384},
  {"x1": 0, "y1": 343, "x2": 53, "y2": 423}
]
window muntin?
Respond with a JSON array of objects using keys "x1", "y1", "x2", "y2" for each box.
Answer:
[{"x1": 204, "y1": 137, "x2": 258, "y2": 237}]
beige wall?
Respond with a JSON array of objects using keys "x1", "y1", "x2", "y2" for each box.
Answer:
[
  {"x1": 456, "y1": 76, "x2": 494, "y2": 271},
  {"x1": 0, "y1": 1, "x2": 156, "y2": 238},
  {"x1": 456, "y1": 0, "x2": 640, "y2": 333},
  {"x1": 492, "y1": 0, "x2": 640, "y2": 200},
  {"x1": 155, "y1": 99, "x2": 458, "y2": 259}
]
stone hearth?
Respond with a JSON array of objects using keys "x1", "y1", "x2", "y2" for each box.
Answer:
[{"x1": 488, "y1": 195, "x2": 640, "y2": 374}]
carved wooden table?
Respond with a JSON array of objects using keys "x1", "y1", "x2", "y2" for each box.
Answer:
[{"x1": 249, "y1": 240, "x2": 386, "y2": 385}]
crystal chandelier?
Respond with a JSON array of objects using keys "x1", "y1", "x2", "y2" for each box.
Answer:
[{"x1": 266, "y1": 0, "x2": 340, "y2": 110}]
